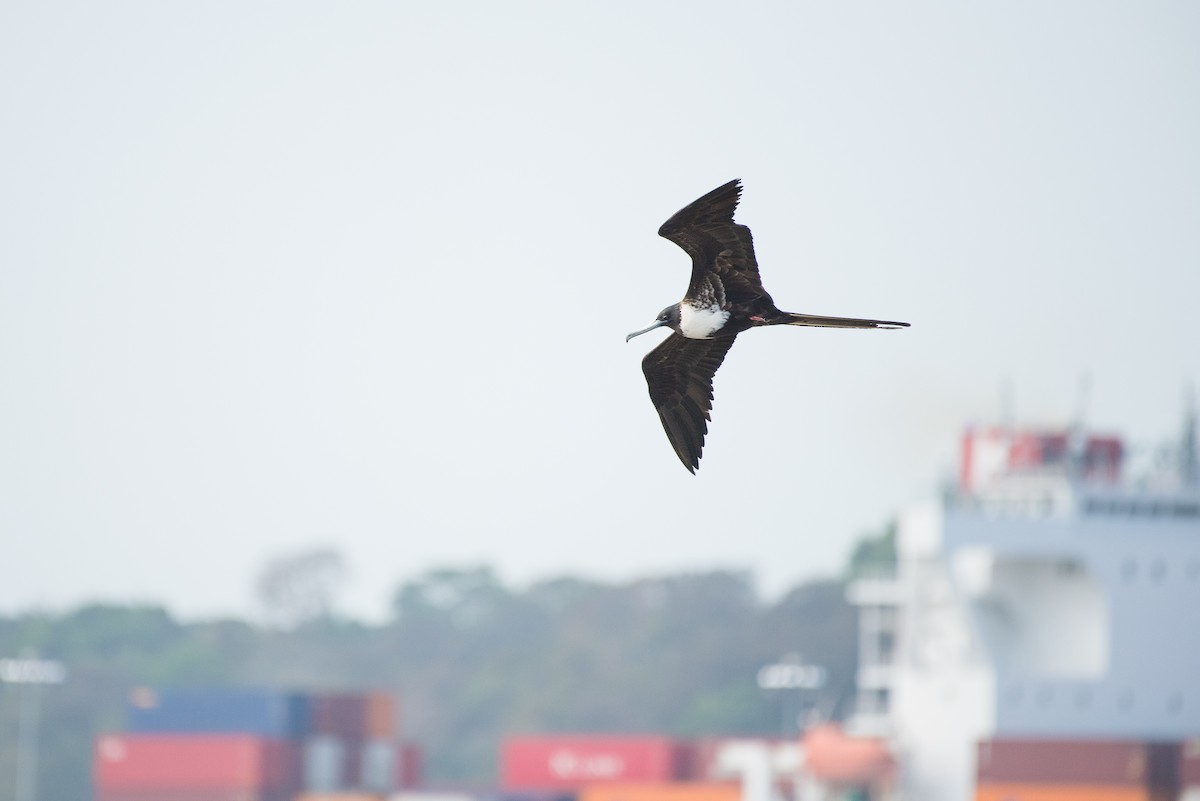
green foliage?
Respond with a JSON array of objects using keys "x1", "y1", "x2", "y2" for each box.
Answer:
[
  {"x1": 844, "y1": 520, "x2": 897, "y2": 580},
  {"x1": 0, "y1": 568, "x2": 862, "y2": 801}
]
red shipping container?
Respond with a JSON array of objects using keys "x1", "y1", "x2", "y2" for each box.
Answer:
[
  {"x1": 310, "y1": 693, "x2": 369, "y2": 739},
  {"x1": 95, "y1": 734, "x2": 301, "y2": 790},
  {"x1": 976, "y1": 739, "x2": 1150, "y2": 786},
  {"x1": 502, "y1": 736, "x2": 687, "y2": 790},
  {"x1": 1183, "y1": 739, "x2": 1200, "y2": 786},
  {"x1": 397, "y1": 742, "x2": 424, "y2": 789}
]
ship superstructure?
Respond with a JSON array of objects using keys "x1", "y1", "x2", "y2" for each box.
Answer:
[{"x1": 848, "y1": 412, "x2": 1200, "y2": 801}]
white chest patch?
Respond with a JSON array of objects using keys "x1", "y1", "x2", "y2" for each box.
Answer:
[{"x1": 679, "y1": 302, "x2": 730, "y2": 339}]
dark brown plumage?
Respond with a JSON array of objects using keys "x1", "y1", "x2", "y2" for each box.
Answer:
[{"x1": 628, "y1": 179, "x2": 909, "y2": 473}]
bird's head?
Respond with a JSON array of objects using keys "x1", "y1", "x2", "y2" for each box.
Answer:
[{"x1": 626, "y1": 304, "x2": 681, "y2": 342}]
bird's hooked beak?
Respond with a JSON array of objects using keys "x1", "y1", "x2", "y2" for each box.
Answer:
[{"x1": 626, "y1": 320, "x2": 667, "y2": 342}]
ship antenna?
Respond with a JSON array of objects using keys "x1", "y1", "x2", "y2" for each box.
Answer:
[
  {"x1": 1182, "y1": 383, "x2": 1198, "y2": 486},
  {"x1": 1068, "y1": 372, "x2": 1092, "y2": 479}
]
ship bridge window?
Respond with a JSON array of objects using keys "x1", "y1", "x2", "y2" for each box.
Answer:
[
  {"x1": 878, "y1": 629, "x2": 897, "y2": 663},
  {"x1": 1083, "y1": 498, "x2": 1200, "y2": 517}
]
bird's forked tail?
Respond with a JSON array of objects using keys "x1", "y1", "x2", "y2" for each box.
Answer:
[{"x1": 776, "y1": 312, "x2": 909, "y2": 330}]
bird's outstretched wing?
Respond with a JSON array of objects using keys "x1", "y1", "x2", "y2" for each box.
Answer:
[
  {"x1": 641, "y1": 332, "x2": 738, "y2": 473},
  {"x1": 657, "y1": 178, "x2": 773, "y2": 308}
]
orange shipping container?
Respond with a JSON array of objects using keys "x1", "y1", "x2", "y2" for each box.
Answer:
[
  {"x1": 365, "y1": 693, "x2": 397, "y2": 739},
  {"x1": 579, "y1": 782, "x2": 740, "y2": 801},
  {"x1": 975, "y1": 783, "x2": 1151, "y2": 801}
]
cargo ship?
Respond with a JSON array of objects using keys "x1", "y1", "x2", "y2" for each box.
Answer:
[{"x1": 847, "y1": 410, "x2": 1200, "y2": 801}]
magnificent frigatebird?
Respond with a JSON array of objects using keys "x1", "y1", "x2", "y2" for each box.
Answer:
[{"x1": 627, "y1": 179, "x2": 909, "y2": 473}]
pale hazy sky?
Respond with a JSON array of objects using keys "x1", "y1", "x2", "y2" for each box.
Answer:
[{"x1": 2, "y1": 2, "x2": 1198, "y2": 622}]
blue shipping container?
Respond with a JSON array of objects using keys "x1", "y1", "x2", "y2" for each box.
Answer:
[{"x1": 126, "y1": 687, "x2": 310, "y2": 738}]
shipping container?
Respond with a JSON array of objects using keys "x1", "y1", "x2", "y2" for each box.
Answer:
[
  {"x1": 684, "y1": 738, "x2": 796, "y2": 781},
  {"x1": 362, "y1": 740, "x2": 397, "y2": 793},
  {"x1": 293, "y1": 794, "x2": 385, "y2": 801},
  {"x1": 126, "y1": 688, "x2": 309, "y2": 738},
  {"x1": 1183, "y1": 739, "x2": 1200, "y2": 786},
  {"x1": 311, "y1": 692, "x2": 370, "y2": 739},
  {"x1": 388, "y1": 794, "x2": 478, "y2": 801},
  {"x1": 305, "y1": 736, "x2": 349, "y2": 793},
  {"x1": 399, "y1": 743, "x2": 425, "y2": 789},
  {"x1": 974, "y1": 783, "x2": 1151, "y2": 801},
  {"x1": 977, "y1": 739, "x2": 1153, "y2": 786},
  {"x1": 577, "y1": 782, "x2": 739, "y2": 801},
  {"x1": 95, "y1": 734, "x2": 301, "y2": 790},
  {"x1": 502, "y1": 736, "x2": 687, "y2": 790},
  {"x1": 1143, "y1": 742, "x2": 1180, "y2": 791},
  {"x1": 484, "y1": 792, "x2": 576, "y2": 801},
  {"x1": 346, "y1": 738, "x2": 366, "y2": 787},
  {"x1": 95, "y1": 789, "x2": 292, "y2": 801},
  {"x1": 366, "y1": 693, "x2": 398, "y2": 739}
]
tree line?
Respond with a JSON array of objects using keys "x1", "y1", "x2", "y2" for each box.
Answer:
[{"x1": 0, "y1": 534, "x2": 897, "y2": 801}]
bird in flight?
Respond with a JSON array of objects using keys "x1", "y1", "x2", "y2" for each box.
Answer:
[{"x1": 627, "y1": 179, "x2": 909, "y2": 473}]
